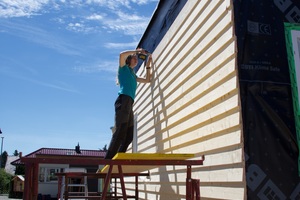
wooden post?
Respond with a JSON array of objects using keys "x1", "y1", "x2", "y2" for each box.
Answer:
[
  {"x1": 32, "y1": 163, "x2": 39, "y2": 200},
  {"x1": 101, "y1": 165, "x2": 113, "y2": 200},
  {"x1": 186, "y1": 165, "x2": 192, "y2": 200},
  {"x1": 23, "y1": 162, "x2": 32, "y2": 200},
  {"x1": 135, "y1": 175, "x2": 139, "y2": 200},
  {"x1": 192, "y1": 179, "x2": 200, "y2": 200},
  {"x1": 57, "y1": 176, "x2": 62, "y2": 199},
  {"x1": 118, "y1": 165, "x2": 127, "y2": 200},
  {"x1": 65, "y1": 174, "x2": 69, "y2": 200}
]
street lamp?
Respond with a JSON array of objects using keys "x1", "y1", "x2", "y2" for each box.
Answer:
[{"x1": 0, "y1": 129, "x2": 3, "y2": 168}]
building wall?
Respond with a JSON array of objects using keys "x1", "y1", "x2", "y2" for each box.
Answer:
[
  {"x1": 38, "y1": 163, "x2": 68, "y2": 198},
  {"x1": 123, "y1": 0, "x2": 246, "y2": 199}
]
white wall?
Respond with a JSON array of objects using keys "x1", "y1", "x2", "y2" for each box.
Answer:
[
  {"x1": 38, "y1": 163, "x2": 69, "y2": 198},
  {"x1": 124, "y1": 0, "x2": 246, "y2": 199}
]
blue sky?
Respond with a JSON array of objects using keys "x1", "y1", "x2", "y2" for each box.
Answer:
[{"x1": 0, "y1": 0, "x2": 158, "y2": 156}]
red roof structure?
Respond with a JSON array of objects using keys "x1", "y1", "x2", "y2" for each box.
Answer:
[
  {"x1": 11, "y1": 147, "x2": 106, "y2": 165},
  {"x1": 12, "y1": 147, "x2": 106, "y2": 199}
]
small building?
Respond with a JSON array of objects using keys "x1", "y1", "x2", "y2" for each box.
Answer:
[
  {"x1": 12, "y1": 175, "x2": 24, "y2": 192},
  {"x1": 9, "y1": 175, "x2": 25, "y2": 199},
  {"x1": 11, "y1": 147, "x2": 106, "y2": 199}
]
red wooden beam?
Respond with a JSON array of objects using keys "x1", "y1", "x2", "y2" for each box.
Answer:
[
  {"x1": 20, "y1": 157, "x2": 204, "y2": 166},
  {"x1": 56, "y1": 172, "x2": 149, "y2": 178}
]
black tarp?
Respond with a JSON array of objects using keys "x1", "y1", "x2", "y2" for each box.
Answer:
[
  {"x1": 137, "y1": 0, "x2": 187, "y2": 53},
  {"x1": 234, "y1": 0, "x2": 300, "y2": 199},
  {"x1": 136, "y1": 0, "x2": 187, "y2": 71}
]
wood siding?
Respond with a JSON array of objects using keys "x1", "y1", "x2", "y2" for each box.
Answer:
[{"x1": 124, "y1": 0, "x2": 246, "y2": 199}]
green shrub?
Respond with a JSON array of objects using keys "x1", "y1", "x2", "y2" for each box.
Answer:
[{"x1": 0, "y1": 169, "x2": 12, "y2": 194}]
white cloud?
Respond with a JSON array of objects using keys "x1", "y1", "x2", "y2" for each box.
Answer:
[
  {"x1": 0, "y1": 0, "x2": 157, "y2": 18},
  {"x1": 103, "y1": 20, "x2": 149, "y2": 35},
  {"x1": 86, "y1": 0, "x2": 131, "y2": 10},
  {"x1": 86, "y1": 13, "x2": 104, "y2": 20},
  {"x1": 0, "y1": 0, "x2": 49, "y2": 18},
  {"x1": 87, "y1": 10, "x2": 150, "y2": 35},
  {"x1": 66, "y1": 22, "x2": 96, "y2": 33},
  {"x1": 1, "y1": 20, "x2": 82, "y2": 55},
  {"x1": 115, "y1": 10, "x2": 143, "y2": 21},
  {"x1": 132, "y1": 0, "x2": 155, "y2": 5},
  {"x1": 0, "y1": 0, "x2": 156, "y2": 36},
  {"x1": 73, "y1": 61, "x2": 117, "y2": 74},
  {"x1": 104, "y1": 41, "x2": 137, "y2": 49}
]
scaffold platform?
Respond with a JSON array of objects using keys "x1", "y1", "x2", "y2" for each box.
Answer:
[{"x1": 56, "y1": 153, "x2": 204, "y2": 200}]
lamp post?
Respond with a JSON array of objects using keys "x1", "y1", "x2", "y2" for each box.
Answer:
[{"x1": 0, "y1": 129, "x2": 3, "y2": 168}]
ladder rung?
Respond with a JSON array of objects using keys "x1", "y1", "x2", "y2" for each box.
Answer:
[{"x1": 68, "y1": 184, "x2": 87, "y2": 187}]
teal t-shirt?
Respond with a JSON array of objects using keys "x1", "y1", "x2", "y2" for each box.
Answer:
[{"x1": 118, "y1": 65, "x2": 137, "y2": 100}]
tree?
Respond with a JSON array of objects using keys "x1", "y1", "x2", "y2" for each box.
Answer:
[
  {"x1": 0, "y1": 168, "x2": 12, "y2": 194},
  {"x1": 15, "y1": 165, "x2": 25, "y2": 175},
  {"x1": 13, "y1": 150, "x2": 19, "y2": 156},
  {"x1": 0, "y1": 151, "x2": 8, "y2": 168}
]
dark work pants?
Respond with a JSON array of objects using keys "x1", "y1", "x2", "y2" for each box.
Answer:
[{"x1": 105, "y1": 95, "x2": 134, "y2": 159}]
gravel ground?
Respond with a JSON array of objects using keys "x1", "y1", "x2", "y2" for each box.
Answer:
[{"x1": 0, "y1": 194, "x2": 21, "y2": 200}]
